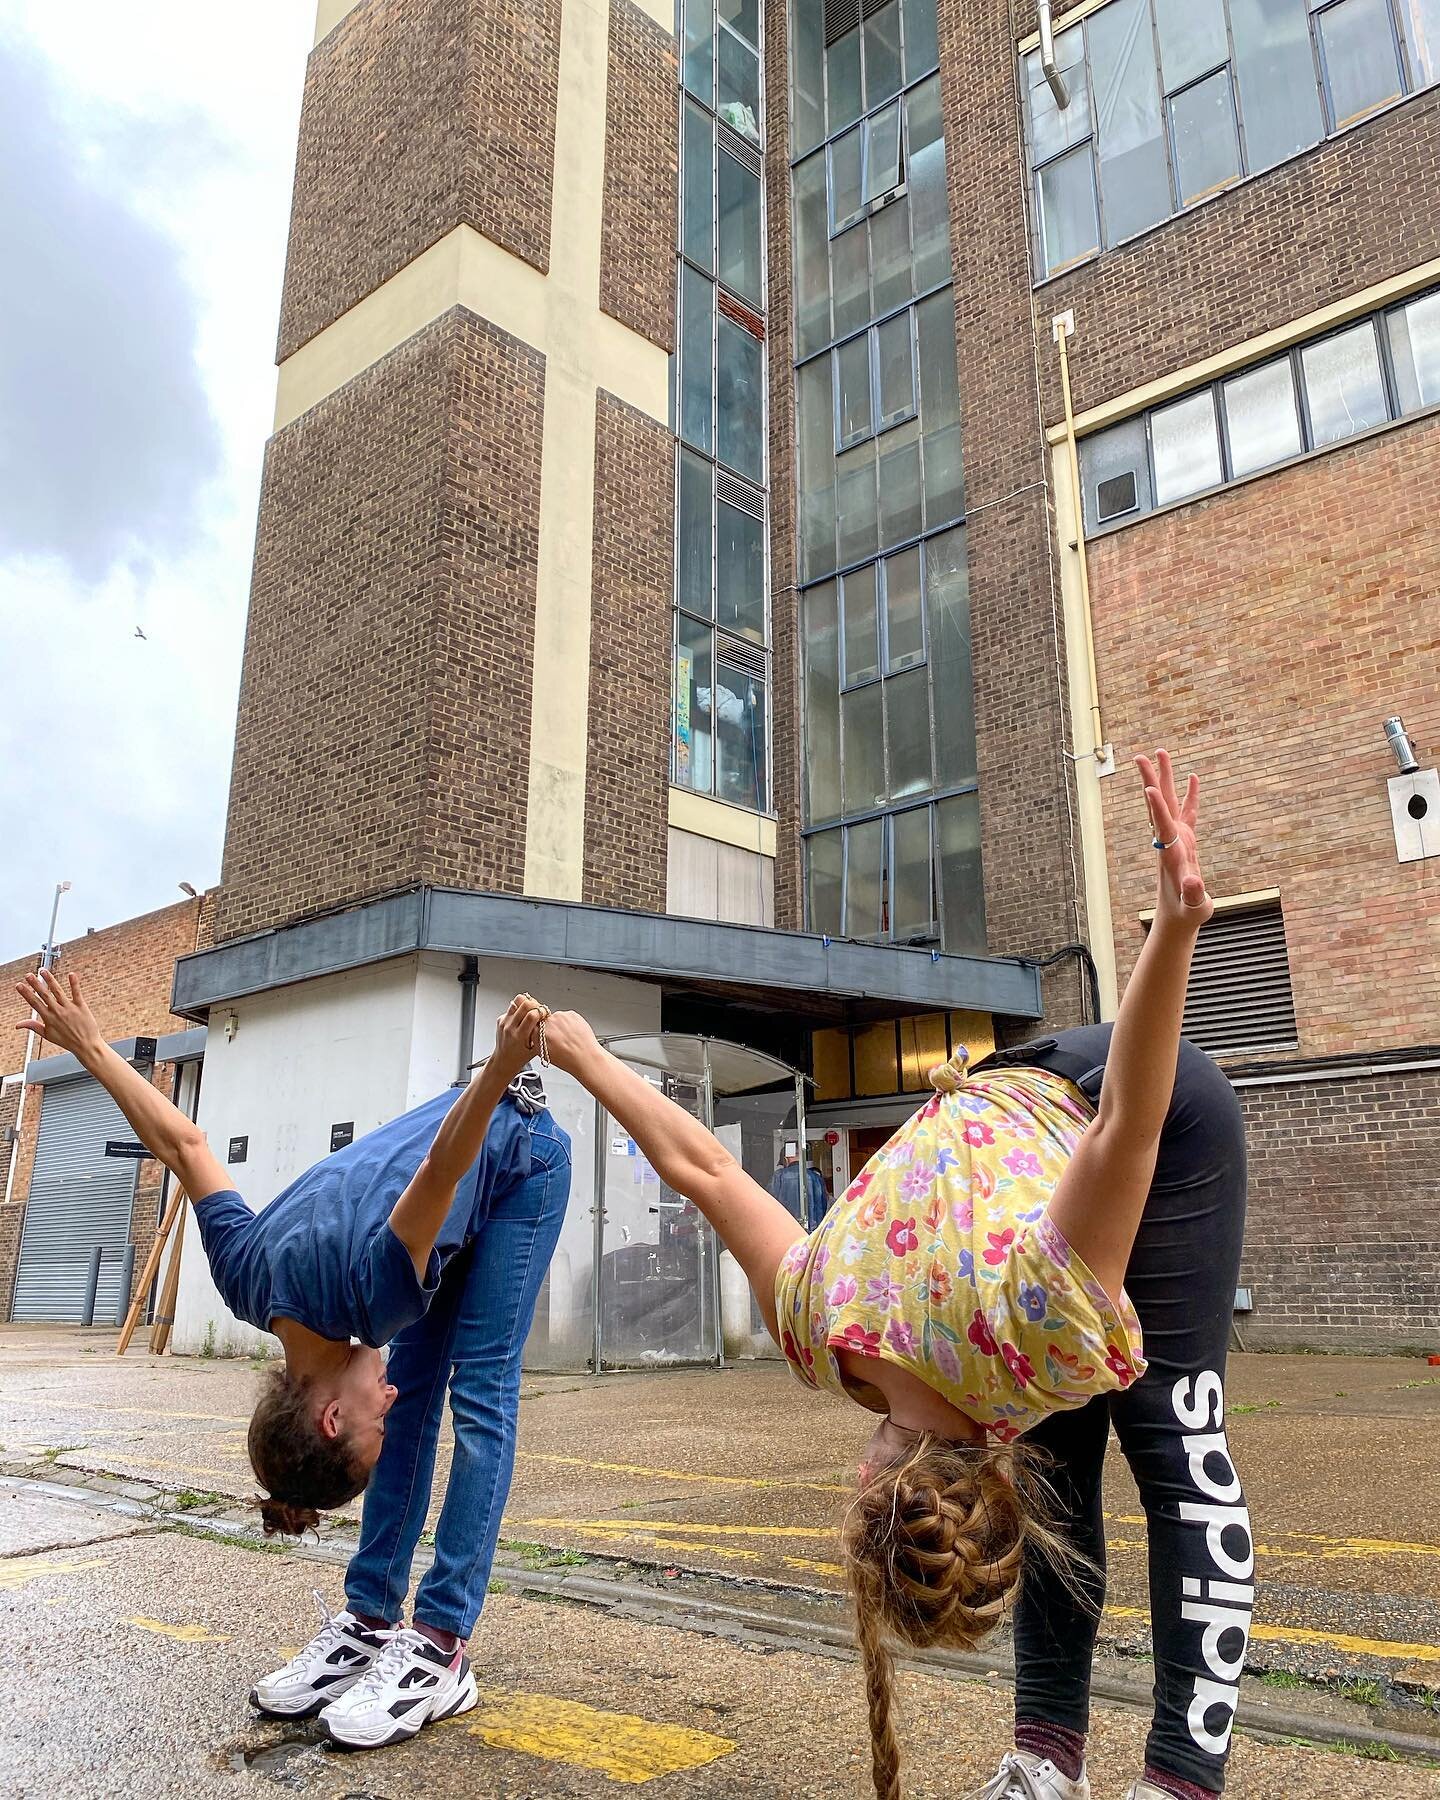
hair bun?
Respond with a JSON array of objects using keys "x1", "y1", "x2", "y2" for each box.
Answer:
[{"x1": 255, "y1": 1495, "x2": 322, "y2": 1538}]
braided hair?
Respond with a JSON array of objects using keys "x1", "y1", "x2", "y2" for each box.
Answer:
[{"x1": 843, "y1": 1435, "x2": 1088, "y2": 1799}]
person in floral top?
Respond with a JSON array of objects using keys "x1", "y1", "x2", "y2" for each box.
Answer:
[{"x1": 537, "y1": 750, "x2": 1250, "y2": 1800}]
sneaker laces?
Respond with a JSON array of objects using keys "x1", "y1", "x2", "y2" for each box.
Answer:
[
  {"x1": 965, "y1": 1753, "x2": 1057, "y2": 1800},
  {"x1": 343, "y1": 1627, "x2": 424, "y2": 1704},
  {"x1": 278, "y1": 1589, "x2": 356, "y2": 1674}
]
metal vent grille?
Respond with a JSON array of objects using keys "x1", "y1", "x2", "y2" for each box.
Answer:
[
  {"x1": 716, "y1": 633, "x2": 769, "y2": 678},
  {"x1": 718, "y1": 125, "x2": 763, "y2": 177},
  {"x1": 716, "y1": 470, "x2": 764, "y2": 518},
  {"x1": 1180, "y1": 902, "x2": 1298, "y2": 1056},
  {"x1": 1096, "y1": 470, "x2": 1139, "y2": 523},
  {"x1": 824, "y1": 0, "x2": 892, "y2": 45}
]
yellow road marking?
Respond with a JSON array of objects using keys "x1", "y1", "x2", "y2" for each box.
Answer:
[
  {"x1": 1108, "y1": 1514, "x2": 1440, "y2": 1561},
  {"x1": 517, "y1": 1452, "x2": 848, "y2": 1494},
  {"x1": 7, "y1": 1399, "x2": 249, "y2": 1425},
  {"x1": 458, "y1": 1689, "x2": 733, "y2": 1784},
  {"x1": 1104, "y1": 1607, "x2": 1440, "y2": 1664},
  {"x1": 0, "y1": 1554, "x2": 108, "y2": 1592},
  {"x1": 129, "y1": 1617, "x2": 231, "y2": 1644},
  {"x1": 523, "y1": 1516, "x2": 833, "y2": 1541}
]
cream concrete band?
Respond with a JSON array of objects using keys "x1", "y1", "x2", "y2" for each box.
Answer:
[
  {"x1": 668, "y1": 788, "x2": 778, "y2": 858},
  {"x1": 1048, "y1": 254, "x2": 1440, "y2": 445}
]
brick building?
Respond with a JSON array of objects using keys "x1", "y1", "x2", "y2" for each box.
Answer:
[{"x1": 154, "y1": 0, "x2": 1434, "y2": 1356}]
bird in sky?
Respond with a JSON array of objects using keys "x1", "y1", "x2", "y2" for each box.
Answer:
[{"x1": 134, "y1": 626, "x2": 147, "y2": 640}]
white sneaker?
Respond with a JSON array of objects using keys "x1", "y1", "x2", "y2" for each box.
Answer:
[
  {"x1": 1124, "y1": 1785, "x2": 1172, "y2": 1799},
  {"x1": 251, "y1": 1590, "x2": 390, "y2": 1718},
  {"x1": 319, "y1": 1625, "x2": 479, "y2": 1748},
  {"x1": 966, "y1": 1751, "x2": 1091, "y2": 1800}
]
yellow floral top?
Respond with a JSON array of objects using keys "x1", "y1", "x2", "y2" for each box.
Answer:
[{"x1": 775, "y1": 1055, "x2": 1146, "y2": 1441}]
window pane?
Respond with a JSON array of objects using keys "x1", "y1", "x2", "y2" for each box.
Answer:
[
  {"x1": 717, "y1": 499, "x2": 765, "y2": 642},
  {"x1": 836, "y1": 440, "x2": 879, "y2": 566},
  {"x1": 683, "y1": 100, "x2": 713, "y2": 271},
  {"x1": 878, "y1": 424, "x2": 922, "y2": 546},
  {"x1": 891, "y1": 807, "x2": 934, "y2": 938},
  {"x1": 906, "y1": 76, "x2": 950, "y2": 291},
  {"x1": 1037, "y1": 144, "x2": 1100, "y2": 274},
  {"x1": 720, "y1": 0, "x2": 759, "y2": 46},
  {"x1": 1318, "y1": 0, "x2": 1403, "y2": 128},
  {"x1": 1229, "y1": 0, "x2": 1324, "y2": 172},
  {"x1": 870, "y1": 197, "x2": 913, "y2": 316},
  {"x1": 718, "y1": 30, "x2": 761, "y2": 142},
  {"x1": 1151, "y1": 389, "x2": 1222, "y2": 503},
  {"x1": 925, "y1": 527, "x2": 977, "y2": 788},
  {"x1": 886, "y1": 667, "x2": 932, "y2": 799},
  {"x1": 828, "y1": 28, "x2": 862, "y2": 134},
  {"x1": 903, "y1": 0, "x2": 940, "y2": 77},
  {"x1": 683, "y1": 0, "x2": 713, "y2": 103},
  {"x1": 677, "y1": 449, "x2": 712, "y2": 616},
  {"x1": 837, "y1": 334, "x2": 874, "y2": 447},
  {"x1": 717, "y1": 316, "x2": 764, "y2": 481},
  {"x1": 791, "y1": 0, "x2": 826, "y2": 156},
  {"x1": 1301, "y1": 323, "x2": 1390, "y2": 446},
  {"x1": 804, "y1": 582, "x2": 842, "y2": 823},
  {"x1": 938, "y1": 793, "x2": 986, "y2": 955},
  {"x1": 875, "y1": 312, "x2": 916, "y2": 428},
  {"x1": 807, "y1": 829, "x2": 844, "y2": 935},
  {"x1": 1390, "y1": 291, "x2": 1440, "y2": 412},
  {"x1": 830, "y1": 219, "x2": 871, "y2": 338},
  {"x1": 1025, "y1": 28, "x2": 1091, "y2": 162},
  {"x1": 675, "y1": 614, "x2": 713, "y2": 791},
  {"x1": 1079, "y1": 416, "x2": 1153, "y2": 528},
  {"x1": 831, "y1": 127, "x2": 864, "y2": 230},
  {"x1": 1170, "y1": 70, "x2": 1240, "y2": 204},
  {"x1": 842, "y1": 561, "x2": 880, "y2": 685},
  {"x1": 715, "y1": 666, "x2": 766, "y2": 810},
  {"x1": 864, "y1": 2, "x2": 903, "y2": 107},
  {"x1": 916, "y1": 288, "x2": 960, "y2": 430},
  {"x1": 793, "y1": 155, "x2": 831, "y2": 356},
  {"x1": 865, "y1": 102, "x2": 902, "y2": 200},
  {"x1": 1223, "y1": 359, "x2": 1302, "y2": 476},
  {"x1": 718, "y1": 151, "x2": 762, "y2": 307},
  {"x1": 922, "y1": 422, "x2": 964, "y2": 526},
  {"x1": 798, "y1": 356, "x2": 836, "y2": 579},
  {"x1": 1154, "y1": 0, "x2": 1228, "y2": 89},
  {"x1": 1399, "y1": 0, "x2": 1440, "y2": 81},
  {"x1": 679, "y1": 265, "x2": 713, "y2": 453},
  {"x1": 844, "y1": 818, "x2": 885, "y2": 937},
  {"x1": 841, "y1": 683, "x2": 886, "y2": 814},
  {"x1": 883, "y1": 546, "x2": 924, "y2": 670},
  {"x1": 1090, "y1": 0, "x2": 1172, "y2": 243}
]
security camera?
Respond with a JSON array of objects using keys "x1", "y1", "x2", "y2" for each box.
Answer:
[{"x1": 1384, "y1": 717, "x2": 1420, "y2": 776}]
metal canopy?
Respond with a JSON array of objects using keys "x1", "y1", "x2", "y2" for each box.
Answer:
[
  {"x1": 171, "y1": 887, "x2": 1044, "y2": 1024},
  {"x1": 26, "y1": 1025, "x2": 208, "y2": 1087},
  {"x1": 601, "y1": 1032, "x2": 805, "y2": 1095}
]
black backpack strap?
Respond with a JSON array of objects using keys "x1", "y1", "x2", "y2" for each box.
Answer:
[{"x1": 970, "y1": 1035, "x2": 1105, "y2": 1103}]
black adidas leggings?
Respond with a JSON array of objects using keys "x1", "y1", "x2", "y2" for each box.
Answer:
[{"x1": 982, "y1": 1025, "x2": 1252, "y2": 1793}]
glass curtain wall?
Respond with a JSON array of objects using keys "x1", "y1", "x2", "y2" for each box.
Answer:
[
  {"x1": 789, "y1": 0, "x2": 985, "y2": 953},
  {"x1": 674, "y1": 0, "x2": 772, "y2": 813}
]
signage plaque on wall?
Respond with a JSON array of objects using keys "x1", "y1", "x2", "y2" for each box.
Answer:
[
  {"x1": 330, "y1": 1122, "x2": 355, "y2": 1153},
  {"x1": 227, "y1": 1136, "x2": 248, "y2": 1164}
]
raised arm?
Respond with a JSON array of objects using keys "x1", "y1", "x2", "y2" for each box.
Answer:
[
  {"x1": 540, "y1": 1012, "x2": 804, "y2": 1340},
  {"x1": 386, "y1": 995, "x2": 543, "y2": 1277},
  {"x1": 12, "y1": 968, "x2": 229, "y2": 1203},
  {"x1": 1046, "y1": 749, "x2": 1214, "y2": 1300}
]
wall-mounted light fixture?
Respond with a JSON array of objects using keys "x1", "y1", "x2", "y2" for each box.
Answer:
[{"x1": 224, "y1": 1010, "x2": 239, "y2": 1042}]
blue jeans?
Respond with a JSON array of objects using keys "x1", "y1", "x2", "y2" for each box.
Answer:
[{"x1": 345, "y1": 1111, "x2": 571, "y2": 1637}]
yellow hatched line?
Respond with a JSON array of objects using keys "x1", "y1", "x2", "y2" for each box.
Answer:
[{"x1": 452, "y1": 1689, "x2": 733, "y2": 1785}]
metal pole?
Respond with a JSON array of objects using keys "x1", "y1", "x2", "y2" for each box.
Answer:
[
  {"x1": 81, "y1": 1246, "x2": 102, "y2": 1327},
  {"x1": 701, "y1": 1045, "x2": 723, "y2": 1368},
  {"x1": 113, "y1": 1242, "x2": 137, "y2": 1328},
  {"x1": 590, "y1": 1094, "x2": 606, "y2": 1378},
  {"x1": 3, "y1": 881, "x2": 70, "y2": 1210}
]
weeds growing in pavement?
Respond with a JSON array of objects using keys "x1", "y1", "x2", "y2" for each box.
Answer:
[
  {"x1": 1337, "y1": 1677, "x2": 1387, "y2": 1709},
  {"x1": 1229, "y1": 1400, "x2": 1282, "y2": 1415},
  {"x1": 499, "y1": 1538, "x2": 588, "y2": 1570},
  {"x1": 169, "y1": 1489, "x2": 223, "y2": 1512}
]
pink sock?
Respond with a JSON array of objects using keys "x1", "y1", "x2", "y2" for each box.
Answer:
[
  {"x1": 1143, "y1": 1769, "x2": 1220, "y2": 1800},
  {"x1": 1015, "y1": 1718, "x2": 1087, "y2": 1781}
]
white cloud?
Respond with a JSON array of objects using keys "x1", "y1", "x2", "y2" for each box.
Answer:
[{"x1": 0, "y1": 0, "x2": 312, "y2": 958}]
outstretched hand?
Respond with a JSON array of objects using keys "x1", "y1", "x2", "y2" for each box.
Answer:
[
  {"x1": 1135, "y1": 749, "x2": 1213, "y2": 930},
  {"x1": 13, "y1": 967, "x2": 105, "y2": 1061}
]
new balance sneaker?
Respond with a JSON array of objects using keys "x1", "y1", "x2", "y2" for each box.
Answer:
[
  {"x1": 965, "y1": 1751, "x2": 1091, "y2": 1800},
  {"x1": 319, "y1": 1626, "x2": 478, "y2": 1749},
  {"x1": 250, "y1": 1591, "x2": 390, "y2": 1718}
]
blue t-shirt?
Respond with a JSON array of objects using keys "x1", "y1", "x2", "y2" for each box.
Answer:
[{"x1": 193, "y1": 1089, "x2": 533, "y2": 1347}]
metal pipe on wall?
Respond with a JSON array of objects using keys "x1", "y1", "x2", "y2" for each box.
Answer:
[
  {"x1": 456, "y1": 955, "x2": 479, "y2": 1085},
  {"x1": 1038, "y1": 0, "x2": 1071, "y2": 107}
]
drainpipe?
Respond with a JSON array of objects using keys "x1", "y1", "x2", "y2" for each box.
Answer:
[
  {"x1": 1053, "y1": 313, "x2": 1107, "y2": 765},
  {"x1": 456, "y1": 956, "x2": 479, "y2": 1086},
  {"x1": 1038, "y1": 0, "x2": 1070, "y2": 108}
]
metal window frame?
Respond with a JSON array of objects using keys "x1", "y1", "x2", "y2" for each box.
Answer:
[
  {"x1": 1164, "y1": 64, "x2": 1242, "y2": 207},
  {"x1": 826, "y1": 91, "x2": 911, "y2": 238},
  {"x1": 1312, "y1": 0, "x2": 1407, "y2": 131},
  {"x1": 1215, "y1": 352, "x2": 1306, "y2": 480},
  {"x1": 1295, "y1": 313, "x2": 1396, "y2": 447},
  {"x1": 805, "y1": 0, "x2": 935, "y2": 158},
  {"x1": 831, "y1": 308, "x2": 919, "y2": 452},
  {"x1": 686, "y1": 0, "x2": 767, "y2": 149}
]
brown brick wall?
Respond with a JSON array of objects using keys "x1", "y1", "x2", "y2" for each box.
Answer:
[
  {"x1": 218, "y1": 310, "x2": 545, "y2": 941},
  {"x1": 1239, "y1": 1067, "x2": 1440, "y2": 1352},
  {"x1": 1091, "y1": 414, "x2": 1440, "y2": 1059},
  {"x1": 600, "y1": 1, "x2": 678, "y2": 352},
  {"x1": 583, "y1": 391, "x2": 674, "y2": 911},
  {"x1": 277, "y1": 0, "x2": 561, "y2": 360}
]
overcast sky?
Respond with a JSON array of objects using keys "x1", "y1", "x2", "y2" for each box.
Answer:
[{"x1": 0, "y1": 1, "x2": 312, "y2": 961}]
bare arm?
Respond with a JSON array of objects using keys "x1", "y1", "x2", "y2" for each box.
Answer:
[
  {"x1": 1047, "y1": 750, "x2": 1213, "y2": 1301},
  {"x1": 541, "y1": 1013, "x2": 803, "y2": 1341},
  {"x1": 386, "y1": 995, "x2": 544, "y2": 1277},
  {"x1": 12, "y1": 969, "x2": 228, "y2": 1203}
]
